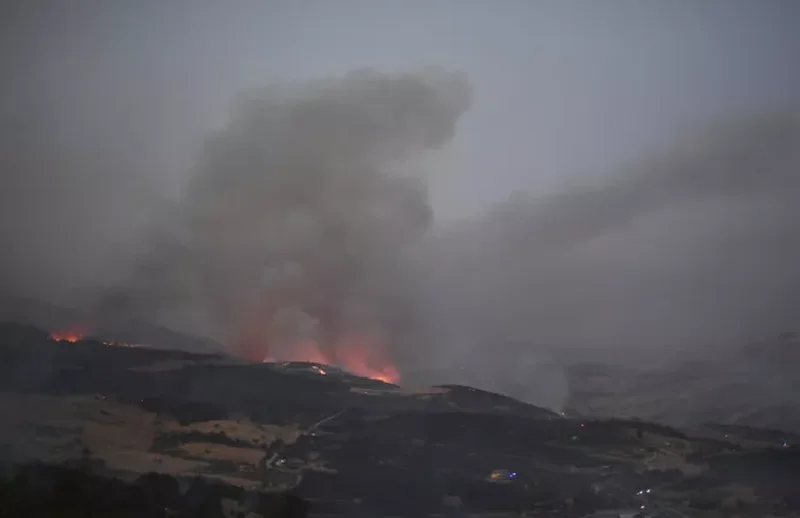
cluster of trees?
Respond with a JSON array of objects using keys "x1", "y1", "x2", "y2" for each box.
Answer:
[{"x1": 0, "y1": 462, "x2": 308, "y2": 518}]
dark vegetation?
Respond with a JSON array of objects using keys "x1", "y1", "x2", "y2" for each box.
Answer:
[
  {"x1": 707, "y1": 447, "x2": 800, "y2": 493},
  {"x1": 151, "y1": 430, "x2": 248, "y2": 452},
  {"x1": 285, "y1": 410, "x2": 685, "y2": 514},
  {"x1": 0, "y1": 462, "x2": 308, "y2": 518},
  {"x1": 0, "y1": 322, "x2": 557, "y2": 428},
  {"x1": 2, "y1": 321, "x2": 800, "y2": 516}
]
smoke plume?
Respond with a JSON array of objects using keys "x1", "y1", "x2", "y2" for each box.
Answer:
[
  {"x1": 2, "y1": 47, "x2": 799, "y2": 410},
  {"x1": 105, "y1": 69, "x2": 471, "y2": 369},
  {"x1": 414, "y1": 111, "x2": 800, "y2": 406}
]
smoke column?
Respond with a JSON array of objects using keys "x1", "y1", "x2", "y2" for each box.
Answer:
[
  {"x1": 105, "y1": 69, "x2": 471, "y2": 376},
  {"x1": 2, "y1": 30, "x2": 797, "y2": 408}
]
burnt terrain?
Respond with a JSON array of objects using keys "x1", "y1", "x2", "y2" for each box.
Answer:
[{"x1": 1, "y1": 322, "x2": 799, "y2": 517}]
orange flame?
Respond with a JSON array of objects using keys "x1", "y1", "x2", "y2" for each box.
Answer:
[
  {"x1": 250, "y1": 333, "x2": 400, "y2": 384},
  {"x1": 50, "y1": 325, "x2": 89, "y2": 343},
  {"x1": 332, "y1": 333, "x2": 401, "y2": 384}
]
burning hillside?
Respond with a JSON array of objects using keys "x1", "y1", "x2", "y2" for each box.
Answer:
[
  {"x1": 30, "y1": 71, "x2": 467, "y2": 389},
  {"x1": 46, "y1": 316, "x2": 400, "y2": 384},
  {"x1": 48, "y1": 324, "x2": 138, "y2": 349},
  {"x1": 96, "y1": 70, "x2": 470, "y2": 384},
  {"x1": 49, "y1": 324, "x2": 90, "y2": 343},
  {"x1": 255, "y1": 334, "x2": 400, "y2": 384}
]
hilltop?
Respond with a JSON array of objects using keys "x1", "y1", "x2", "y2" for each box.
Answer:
[
  {"x1": 0, "y1": 322, "x2": 799, "y2": 517},
  {"x1": 0, "y1": 296, "x2": 224, "y2": 354}
]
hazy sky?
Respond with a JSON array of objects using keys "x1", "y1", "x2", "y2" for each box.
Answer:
[
  {"x1": 6, "y1": 0, "x2": 798, "y2": 219},
  {"x1": 2, "y1": 1, "x2": 800, "y2": 405}
]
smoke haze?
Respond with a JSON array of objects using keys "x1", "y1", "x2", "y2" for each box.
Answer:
[
  {"x1": 2, "y1": 1, "x2": 799, "y2": 409},
  {"x1": 417, "y1": 112, "x2": 800, "y2": 369},
  {"x1": 112, "y1": 69, "x2": 471, "y2": 370}
]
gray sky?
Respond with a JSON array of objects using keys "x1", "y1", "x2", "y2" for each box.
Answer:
[
  {"x1": 6, "y1": 0, "x2": 798, "y2": 217},
  {"x1": 2, "y1": 1, "x2": 799, "y2": 405}
]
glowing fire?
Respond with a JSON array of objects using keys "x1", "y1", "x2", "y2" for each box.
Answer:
[
  {"x1": 252, "y1": 333, "x2": 401, "y2": 384},
  {"x1": 49, "y1": 325, "x2": 89, "y2": 343},
  {"x1": 333, "y1": 334, "x2": 401, "y2": 384},
  {"x1": 49, "y1": 326, "x2": 131, "y2": 347}
]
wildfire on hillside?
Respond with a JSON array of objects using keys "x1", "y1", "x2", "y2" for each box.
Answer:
[
  {"x1": 49, "y1": 325, "x2": 89, "y2": 343},
  {"x1": 249, "y1": 333, "x2": 401, "y2": 384},
  {"x1": 333, "y1": 333, "x2": 401, "y2": 384},
  {"x1": 49, "y1": 325, "x2": 134, "y2": 348}
]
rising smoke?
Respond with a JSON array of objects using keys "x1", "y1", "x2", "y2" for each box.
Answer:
[
  {"x1": 103, "y1": 69, "x2": 472, "y2": 372},
  {"x1": 2, "y1": 56, "x2": 799, "y2": 410},
  {"x1": 415, "y1": 111, "x2": 800, "y2": 402}
]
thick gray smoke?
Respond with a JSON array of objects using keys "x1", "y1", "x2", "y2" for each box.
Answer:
[
  {"x1": 2, "y1": 42, "x2": 798, "y2": 411},
  {"x1": 413, "y1": 111, "x2": 800, "y2": 408},
  {"x1": 104, "y1": 69, "x2": 471, "y2": 368},
  {"x1": 0, "y1": 94, "x2": 158, "y2": 304}
]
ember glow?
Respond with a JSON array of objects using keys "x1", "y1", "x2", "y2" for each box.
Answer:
[
  {"x1": 49, "y1": 325, "x2": 134, "y2": 347},
  {"x1": 251, "y1": 334, "x2": 401, "y2": 384},
  {"x1": 333, "y1": 334, "x2": 402, "y2": 384},
  {"x1": 353, "y1": 364, "x2": 400, "y2": 385},
  {"x1": 49, "y1": 325, "x2": 89, "y2": 343}
]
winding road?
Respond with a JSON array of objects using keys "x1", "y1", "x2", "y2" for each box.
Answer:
[{"x1": 263, "y1": 407, "x2": 349, "y2": 469}]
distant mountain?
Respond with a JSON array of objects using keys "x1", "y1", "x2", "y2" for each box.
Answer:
[
  {"x1": 0, "y1": 296, "x2": 224, "y2": 354},
  {"x1": 565, "y1": 332, "x2": 800, "y2": 434}
]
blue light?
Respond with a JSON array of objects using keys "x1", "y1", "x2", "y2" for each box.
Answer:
[{"x1": 509, "y1": 472, "x2": 517, "y2": 478}]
